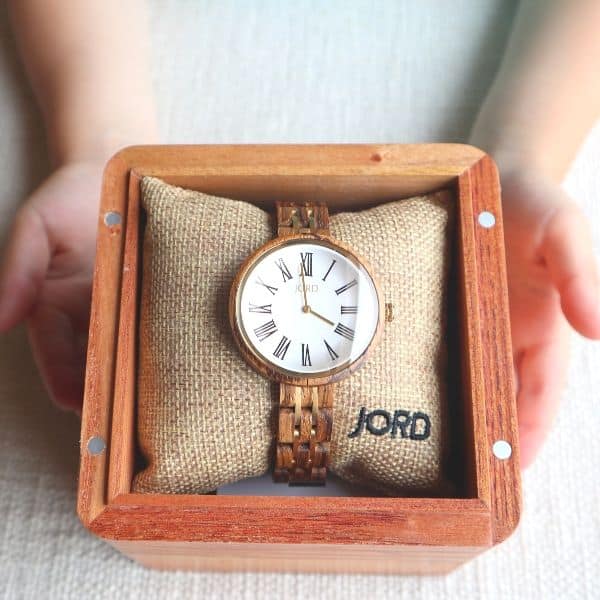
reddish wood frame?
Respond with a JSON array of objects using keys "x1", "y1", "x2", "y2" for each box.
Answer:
[{"x1": 77, "y1": 144, "x2": 521, "y2": 574}]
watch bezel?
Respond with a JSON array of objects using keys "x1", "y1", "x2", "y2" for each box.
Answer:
[{"x1": 229, "y1": 232, "x2": 383, "y2": 386}]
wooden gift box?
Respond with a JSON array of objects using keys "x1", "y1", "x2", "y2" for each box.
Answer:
[{"x1": 77, "y1": 144, "x2": 521, "y2": 574}]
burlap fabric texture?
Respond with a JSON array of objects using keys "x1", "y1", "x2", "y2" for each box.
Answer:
[{"x1": 133, "y1": 177, "x2": 454, "y2": 495}]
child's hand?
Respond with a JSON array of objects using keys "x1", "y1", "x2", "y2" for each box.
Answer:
[
  {"x1": 501, "y1": 170, "x2": 600, "y2": 468},
  {"x1": 0, "y1": 162, "x2": 103, "y2": 412},
  {"x1": 3, "y1": 0, "x2": 157, "y2": 410}
]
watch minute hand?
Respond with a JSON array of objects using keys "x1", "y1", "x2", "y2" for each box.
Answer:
[{"x1": 299, "y1": 262, "x2": 309, "y2": 310}]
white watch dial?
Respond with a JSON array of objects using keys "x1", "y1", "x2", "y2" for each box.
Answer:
[{"x1": 236, "y1": 239, "x2": 380, "y2": 377}]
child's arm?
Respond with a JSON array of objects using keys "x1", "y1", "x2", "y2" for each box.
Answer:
[
  {"x1": 470, "y1": 0, "x2": 600, "y2": 467},
  {"x1": 6, "y1": 0, "x2": 158, "y2": 165},
  {"x1": 0, "y1": 0, "x2": 158, "y2": 410}
]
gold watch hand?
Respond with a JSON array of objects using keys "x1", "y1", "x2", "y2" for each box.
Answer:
[
  {"x1": 308, "y1": 307, "x2": 335, "y2": 327},
  {"x1": 299, "y1": 261, "x2": 309, "y2": 311}
]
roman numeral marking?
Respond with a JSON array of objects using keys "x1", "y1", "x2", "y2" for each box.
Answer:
[
  {"x1": 334, "y1": 322, "x2": 355, "y2": 341},
  {"x1": 324, "y1": 339, "x2": 339, "y2": 361},
  {"x1": 275, "y1": 258, "x2": 293, "y2": 282},
  {"x1": 256, "y1": 276, "x2": 278, "y2": 296},
  {"x1": 273, "y1": 336, "x2": 291, "y2": 360},
  {"x1": 335, "y1": 279, "x2": 357, "y2": 296},
  {"x1": 301, "y1": 343, "x2": 312, "y2": 367},
  {"x1": 254, "y1": 319, "x2": 277, "y2": 342},
  {"x1": 300, "y1": 252, "x2": 313, "y2": 277},
  {"x1": 322, "y1": 259, "x2": 337, "y2": 281},
  {"x1": 249, "y1": 303, "x2": 272, "y2": 314},
  {"x1": 341, "y1": 305, "x2": 358, "y2": 314}
]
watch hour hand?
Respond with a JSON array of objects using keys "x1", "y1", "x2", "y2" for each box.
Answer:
[{"x1": 308, "y1": 307, "x2": 335, "y2": 327}]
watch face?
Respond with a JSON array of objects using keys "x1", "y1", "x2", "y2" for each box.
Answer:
[{"x1": 233, "y1": 237, "x2": 380, "y2": 379}]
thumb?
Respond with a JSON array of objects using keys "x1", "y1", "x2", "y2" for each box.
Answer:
[
  {"x1": 0, "y1": 205, "x2": 51, "y2": 331},
  {"x1": 541, "y1": 198, "x2": 600, "y2": 340}
]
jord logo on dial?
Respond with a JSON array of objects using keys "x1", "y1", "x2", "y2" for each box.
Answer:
[{"x1": 296, "y1": 283, "x2": 319, "y2": 293}]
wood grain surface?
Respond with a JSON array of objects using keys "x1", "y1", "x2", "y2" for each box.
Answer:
[{"x1": 109, "y1": 540, "x2": 487, "y2": 575}]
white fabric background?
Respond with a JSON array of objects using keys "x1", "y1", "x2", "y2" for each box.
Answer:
[{"x1": 1, "y1": 1, "x2": 599, "y2": 598}]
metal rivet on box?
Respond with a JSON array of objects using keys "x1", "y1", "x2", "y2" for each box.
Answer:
[
  {"x1": 87, "y1": 436, "x2": 106, "y2": 456},
  {"x1": 478, "y1": 211, "x2": 496, "y2": 228},
  {"x1": 492, "y1": 440, "x2": 512, "y2": 460},
  {"x1": 104, "y1": 211, "x2": 122, "y2": 227}
]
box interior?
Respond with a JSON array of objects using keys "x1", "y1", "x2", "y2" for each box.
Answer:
[{"x1": 126, "y1": 176, "x2": 475, "y2": 500}]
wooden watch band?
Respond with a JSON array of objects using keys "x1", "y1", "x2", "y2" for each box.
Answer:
[
  {"x1": 276, "y1": 201, "x2": 330, "y2": 236},
  {"x1": 274, "y1": 384, "x2": 333, "y2": 485},
  {"x1": 274, "y1": 201, "x2": 334, "y2": 485}
]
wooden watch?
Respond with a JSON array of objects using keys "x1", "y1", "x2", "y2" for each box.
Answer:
[{"x1": 229, "y1": 201, "x2": 382, "y2": 485}]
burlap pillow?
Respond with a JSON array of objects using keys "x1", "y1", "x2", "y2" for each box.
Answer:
[{"x1": 133, "y1": 177, "x2": 453, "y2": 496}]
